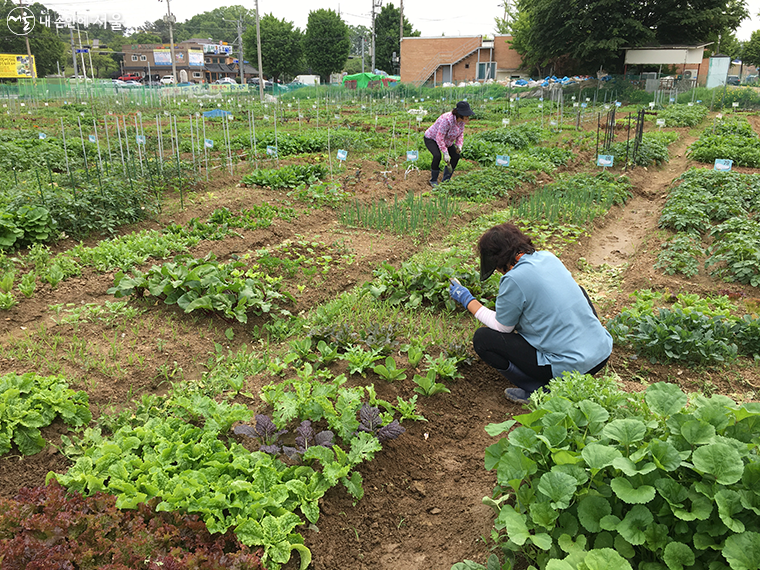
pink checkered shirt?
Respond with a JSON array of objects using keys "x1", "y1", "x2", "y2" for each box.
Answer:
[{"x1": 424, "y1": 112, "x2": 465, "y2": 152}]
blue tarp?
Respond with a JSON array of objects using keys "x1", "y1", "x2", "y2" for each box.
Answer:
[{"x1": 202, "y1": 109, "x2": 231, "y2": 118}]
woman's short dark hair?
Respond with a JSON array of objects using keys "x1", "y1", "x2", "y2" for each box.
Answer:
[
  {"x1": 452, "y1": 108, "x2": 462, "y2": 119},
  {"x1": 478, "y1": 223, "x2": 536, "y2": 272}
]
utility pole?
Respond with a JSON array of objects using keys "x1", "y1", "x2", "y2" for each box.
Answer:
[
  {"x1": 85, "y1": 30, "x2": 95, "y2": 80},
  {"x1": 160, "y1": 0, "x2": 178, "y2": 82},
  {"x1": 75, "y1": 12, "x2": 87, "y2": 78},
  {"x1": 70, "y1": 28, "x2": 79, "y2": 83},
  {"x1": 237, "y1": 18, "x2": 244, "y2": 84},
  {"x1": 18, "y1": 1, "x2": 35, "y2": 78},
  {"x1": 399, "y1": 0, "x2": 403, "y2": 43},
  {"x1": 254, "y1": 0, "x2": 264, "y2": 100},
  {"x1": 399, "y1": 0, "x2": 403, "y2": 76},
  {"x1": 371, "y1": 0, "x2": 383, "y2": 72}
]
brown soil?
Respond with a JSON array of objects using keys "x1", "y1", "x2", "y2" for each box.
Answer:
[{"x1": 2, "y1": 118, "x2": 759, "y2": 570}]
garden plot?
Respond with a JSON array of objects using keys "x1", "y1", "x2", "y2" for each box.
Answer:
[{"x1": 1, "y1": 94, "x2": 760, "y2": 570}]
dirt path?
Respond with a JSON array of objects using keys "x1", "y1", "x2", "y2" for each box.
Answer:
[{"x1": 585, "y1": 133, "x2": 698, "y2": 266}]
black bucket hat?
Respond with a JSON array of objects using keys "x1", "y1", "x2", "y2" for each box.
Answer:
[
  {"x1": 455, "y1": 100, "x2": 474, "y2": 116},
  {"x1": 480, "y1": 251, "x2": 498, "y2": 281}
]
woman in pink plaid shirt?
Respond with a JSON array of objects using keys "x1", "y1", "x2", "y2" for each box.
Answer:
[{"x1": 423, "y1": 100, "x2": 474, "y2": 186}]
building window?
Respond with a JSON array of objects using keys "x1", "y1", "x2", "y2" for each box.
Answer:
[
  {"x1": 131, "y1": 55, "x2": 138, "y2": 61},
  {"x1": 465, "y1": 63, "x2": 469, "y2": 69},
  {"x1": 205, "y1": 58, "x2": 211, "y2": 63},
  {"x1": 477, "y1": 62, "x2": 496, "y2": 80},
  {"x1": 193, "y1": 72, "x2": 201, "y2": 78},
  {"x1": 140, "y1": 55, "x2": 147, "y2": 61}
]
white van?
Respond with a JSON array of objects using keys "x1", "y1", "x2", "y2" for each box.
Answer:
[{"x1": 160, "y1": 75, "x2": 175, "y2": 85}]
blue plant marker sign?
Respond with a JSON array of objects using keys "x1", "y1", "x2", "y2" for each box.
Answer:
[
  {"x1": 496, "y1": 155, "x2": 510, "y2": 167},
  {"x1": 615, "y1": 101, "x2": 622, "y2": 107},
  {"x1": 597, "y1": 155, "x2": 614, "y2": 168},
  {"x1": 136, "y1": 135, "x2": 145, "y2": 145},
  {"x1": 266, "y1": 145, "x2": 277, "y2": 156},
  {"x1": 337, "y1": 149, "x2": 347, "y2": 161},
  {"x1": 581, "y1": 102, "x2": 587, "y2": 108},
  {"x1": 204, "y1": 139, "x2": 214, "y2": 149},
  {"x1": 88, "y1": 135, "x2": 97, "y2": 143},
  {"x1": 406, "y1": 150, "x2": 418, "y2": 162},
  {"x1": 38, "y1": 132, "x2": 46, "y2": 139},
  {"x1": 714, "y1": 159, "x2": 733, "y2": 171}
]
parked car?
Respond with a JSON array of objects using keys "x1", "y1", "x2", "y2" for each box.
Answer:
[
  {"x1": 122, "y1": 80, "x2": 142, "y2": 88},
  {"x1": 247, "y1": 77, "x2": 273, "y2": 88},
  {"x1": 118, "y1": 73, "x2": 141, "y2": 81},
  {"x1": 214, "y1": 77, "x2": 238, "y2": 85},
  {"x1": 727, "y1": 75, "x2": 740, "y2": 86},
  {"x1": 112, "y1": 79, "x2": 126, "y2": 87},
  {"x1": 160, "y1": 75, "x2": 175, "y2": 85}
]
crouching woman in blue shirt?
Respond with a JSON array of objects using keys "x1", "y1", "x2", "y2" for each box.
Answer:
[{"x1": 449, "y1": 223, "x2": 612, "y2": 404}]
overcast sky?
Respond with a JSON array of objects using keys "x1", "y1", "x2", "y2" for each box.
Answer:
[{"x1": 48, "y1": 0, "x2": 760, "y2": 41}]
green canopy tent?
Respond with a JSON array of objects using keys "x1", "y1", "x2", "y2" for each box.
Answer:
[
  {"x1": 343, "y1": 72, "x2": 399, "y2": 89},
  {"x1": 343, "y1": 72, "x2": 382, "y2": 89}
]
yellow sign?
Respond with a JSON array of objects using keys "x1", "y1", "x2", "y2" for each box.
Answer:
[{"x1": 0, "y1": 53, "x2": 37, "y2": 78}]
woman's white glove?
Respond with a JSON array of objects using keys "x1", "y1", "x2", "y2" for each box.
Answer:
[{"x1": 443, "y1": 151, "x2": 451, "y2": 164}]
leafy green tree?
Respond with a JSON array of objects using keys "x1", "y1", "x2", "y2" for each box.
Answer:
[
  {"x1": 348, "y1": 24, "x2": 371, "y2": 55},
  {"x1": 343, "y1": 56, "x2": 364, "y2": 74},
  {"x1": 742, "y1": 30, "x2": 760, "y2": 67},
  {"x1": 373, "y1": 3, "x2": 420, "y2": 74},
  {"x1": 242, "y1": 14, "x2": 303, "y2": 81},
  {"x1": 124, "y1": 31, "x2": 162, "y2": 45},
  {"x1": 89, "y1": 51, "x2": 118, "y2": 77},
  {"x1": 182, "y1": 6, "x2": 256, "y2": 46},
  {"x1": 508, "y1": 0, "x2": 749, "y2": 75},
  {"x1": 646, "y1": 0, "x2": 747, "y2": 47},
  {"x1": 137, "y1": 18, "x2": 189, "y2": 44},
  {"x1": 303, "y1": 8, "x2": 350, "y2": 82},
  {"x1": 0, "y1": 0, "x2": 65, "y2": 77},
  {"x1": 348, "y1": 24, "x2": 371, "y2": 72}
]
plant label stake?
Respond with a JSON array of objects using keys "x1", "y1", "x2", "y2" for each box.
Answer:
[
  {"x1": 496, "y1": 155, "x2": 510, "y2": 167},
  {"x1": 404, "y1": 150, "x2": 419, "y2": 179},
  {"x1": 596, "y1": 154, "x2": 614, "y2": 171},
  {"x1": 714, "y1": 159, "x2": 733, "y2": 171},
  {"x1": 337, "y1": 149, "x2": 347, "y2": 162}
]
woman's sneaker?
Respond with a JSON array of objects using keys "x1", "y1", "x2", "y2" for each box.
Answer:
[{"x1": 504, "y1": 387, "x2": 529, "y2": 405}]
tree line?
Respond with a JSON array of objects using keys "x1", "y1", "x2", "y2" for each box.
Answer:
[
  {"x1": 501, "y1": 0, "x2": 754, "y2": 76},
  {"x1": 0, "y1": 0, "x2": 418, "y2": 81}
]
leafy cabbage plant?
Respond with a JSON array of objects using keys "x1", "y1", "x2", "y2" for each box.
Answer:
[{"x1": 479, "y1": 376, "x2": 760, "y2": 570}]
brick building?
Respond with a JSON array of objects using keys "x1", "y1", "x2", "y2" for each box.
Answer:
[
  {"x1": 400, "y1": 35, "x2": 526, "y2": 86},
  {"x1": 121, "y1": 39, "x2": 208, "y2": 82}
]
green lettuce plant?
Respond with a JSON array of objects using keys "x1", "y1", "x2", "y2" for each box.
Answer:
[
  {"x1": 412, "y1": 370, "x2": 450, "y2": 396},
  {"x1": 1, "y1": 372, "x2": 91, "y2": 455},
  {"x1": 372, "y1": 356, "x2": 407, "y2": 382}
]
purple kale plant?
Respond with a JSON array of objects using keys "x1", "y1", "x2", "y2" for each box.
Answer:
[
  {"x1": 233, "y1": 414, "x2": 288, "y2": 454},
  {"x1": 283, "y1": 420, "x2": 335, "y2": 460},
  {"x1": 357, "y1": 403, "x2": 405, "y2": 442}
]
